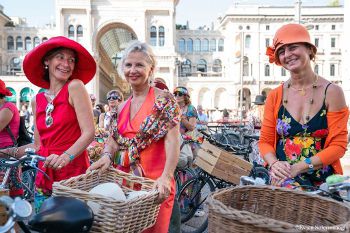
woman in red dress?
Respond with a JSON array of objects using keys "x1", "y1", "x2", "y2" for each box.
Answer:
[
  {"x1": 1, "y1": 36, "x2": 96, "y2": 211},
  {"x1": 89, "y1": 41, "x2": 180, "y2": 233}
]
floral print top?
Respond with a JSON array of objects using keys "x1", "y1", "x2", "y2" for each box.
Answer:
[{"x1": 276, "y1": 101, "x2": 334, "y2": 188}]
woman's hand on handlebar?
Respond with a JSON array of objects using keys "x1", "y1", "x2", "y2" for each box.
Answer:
[
  {"x1": 87, "y1": 154, "x2": 111, "y2": 175},
  {"x1": 269, "y1": 161, "x2": 291, "y2": 186}
]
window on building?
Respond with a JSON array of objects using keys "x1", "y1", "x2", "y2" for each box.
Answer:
[
  {"x1": 218, "y1": 39, "x2": 224, "y2": 52},
  {"x1": 314, "y1": 64, "x2": 319, "y2": 74},
  {"x1": 33, "y1": 37, "x2": 40, "y2": 47},
  {"x1": 246, "y1": 25, "x2": 250, "y2": 30},
  {"x1": 213, "y1": 59, "x2": 222, "y2": 73},
  {"x1": 243, "y1": 56, "x2": 249, "y2": 76},
  {"x1": 265, "y1": 64, "x2": 270, "y2": 76},
  {"x1": 187, "y1": 38, "x2": 193, "y2": 53},
  {"x1": 281, "y1": 67, "x2": 286, "y2": 76},
  {"x1": 245, "y1": 35, "x2": 251, "y2": 49},
  {"x1": 7, "y1": 36, "x2": 14, "y2": 50},
  {"x1": 42, "y1": 37, "x2": 48, "y2": 43},
  {"x1": 331, "y1": 37, "x2": 336, "y2": 48},
  {"x1": 202, "y1": 39, "x2": 209, "y2": 52},
  {"x1": 181, "y1": 59, "x2": 192, "y2": 77},
  {"x1": 210, "y1": 39, "x2": 216, "y2": 51},
  {"x1": 150, "y1": 26, "x2": 157, "y2": 46},
  {"x1": 197, "y1": 59, "x2": 207, "y2": 73},
  {"x1": 25, "y1": 36, "x2": 32, "y2": 51},
  {"x1": 158, "y1": 26, "x2": 165, "y2": 46},
  {"x1": 265, "y1": 38, "x2": 270, "y2": 48},
  {"x1": 77, "y1": 25, "x2": 83, "y2": 37},
  {"x1": 194, "y1": 39, "x2": 201, "y2": 52},
  {"x1": 315, "y1": 25, "x2": 319, "y2": 30},
  {"x1": 266, "y1": 25, "x2": 270, "y2": 30},
  {"x1": 178, "y1": 38, "x2": 185, "y2": 53},
  {"x1": 331, "y1": 25, "x2": 336, "y2": 30},
  {"x1": 314, "y1": 38, "x2": 319, "y2": 47},
  {"x1": 10, "y1": 57, "x2": 21, "y2": 71},
  {"x1": 16, "y1": 36, "x2": 23, "y2": 51},
  {"x1": 68, "y1": 25, "x2": 74, "y2": 38},
  {"x1": 330, "y1": 64, "x2": 335, "y2": 76}
]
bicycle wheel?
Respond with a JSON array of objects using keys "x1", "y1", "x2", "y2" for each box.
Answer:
[
  {"x1": 178, "y1": 176, "x2": 215, "y2": 233},
  {"x1": 175, "y1": 167, "x2": 197, "y2": 197},
  {"x1": 21, "y1": 167, "x2": 37, "y2": 201},
  {"x1": 212, "y1": 133, "x2": 229, "y2": 145}
]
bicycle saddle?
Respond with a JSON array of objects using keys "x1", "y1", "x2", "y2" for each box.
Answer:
[{"x1": 28, "y1": 196, "x2": 94, "y2": 233}]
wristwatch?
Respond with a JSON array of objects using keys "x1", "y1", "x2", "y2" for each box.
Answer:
[{"x1": 304, "y1": 158, "x2": 314, "y2": 174}]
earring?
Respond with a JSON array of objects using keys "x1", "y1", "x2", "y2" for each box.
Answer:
[{"x1": 44, "y1": 65, "x2": 48, "y2": 69}]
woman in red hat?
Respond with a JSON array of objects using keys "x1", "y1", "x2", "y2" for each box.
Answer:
[
  {"x1": 88, "y1": 40, "x2": 180, "y2": 233},
  {"x1": 260, "y1": 24, "x2": 349, "y2": 189},
  {"x1": 0, "y1": 79, "x2": 22, "y2": 197},
  {"x1": 1, "y1": 36, "x2": 96, "y2": 211}
]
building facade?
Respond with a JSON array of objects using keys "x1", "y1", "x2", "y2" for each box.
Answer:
[{"x1": 0, "y1": 1, "x2": 348, "y2": 118}]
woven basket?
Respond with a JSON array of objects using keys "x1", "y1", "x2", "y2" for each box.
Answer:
[
  {"x1": 208, "y1": 186, "x2": 350, "y2": 233},
  {"x1": 52, "y1": 167, "x2": 161, "y2": 233}
]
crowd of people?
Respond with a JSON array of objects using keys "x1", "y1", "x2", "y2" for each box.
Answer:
[{"x1": 0, "y1": 22, "x2": 349, "y2": 233}]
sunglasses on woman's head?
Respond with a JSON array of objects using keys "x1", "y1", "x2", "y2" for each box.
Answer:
[
  {"x1": 107, "y1": 95, "x2": 121, "y2": 101},
  {"x1": 174, "y1": 92, "x2": 184, "y2": 97}
]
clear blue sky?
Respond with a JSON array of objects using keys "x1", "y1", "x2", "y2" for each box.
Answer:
[{"x1": 0, "y1": 0, "x2": 343, "y2": 28}]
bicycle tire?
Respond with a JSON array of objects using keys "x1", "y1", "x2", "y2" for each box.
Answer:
[
  {"x1": 21, "y1": 167, "x2": 37, "y2": 201},
  {"x1": 178, "y1": 176, "x2": 215, "y2": 233},
  {"x1": 175, "y1": 167, "x2": 197, "y2": 196},
  {"x1": 212, "y1": 133, "x2": 229, "y2": 145}
]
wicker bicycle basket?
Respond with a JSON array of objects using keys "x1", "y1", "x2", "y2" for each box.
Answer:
[
  {"x1": 208, "y1": 185, "x2": 350, "y2": 233},
  {"x1": 52, "y1": 167, "x2": 161, "y2": 233}
]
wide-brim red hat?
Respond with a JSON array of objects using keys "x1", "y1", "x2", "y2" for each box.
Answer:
[
  {"x1": 0, "y1": 79, "x2": 12, "y2": 96},
  {"x1": 23, "y1": 36, "x2": 96, "y2": 88}
]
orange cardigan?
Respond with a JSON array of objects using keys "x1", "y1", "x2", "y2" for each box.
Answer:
[{"x1": 259, "y1": 84, "x2": 349, "y2": 174}]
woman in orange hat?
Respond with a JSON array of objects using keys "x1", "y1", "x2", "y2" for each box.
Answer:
[
  {"x1": 0, "y1": 79, "x2": 23, "y2": 197},
  {"x1": 1, "y1": 37, "x2": 96, "y2": 211},
  {"x1": 259, "y1": 24, "x2": 349, "y2": 188}
]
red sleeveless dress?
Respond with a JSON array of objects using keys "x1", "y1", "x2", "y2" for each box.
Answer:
[
  {"x1": 118, "y1": 87, "x2": 175, "y2": 233},
  {"x1": 35, "y1": 82, "x2": 90, "y2": 193}
]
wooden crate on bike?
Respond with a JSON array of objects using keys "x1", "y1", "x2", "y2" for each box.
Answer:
[{"x1": 195, "y1": 141, "x2": 252, "y2": 184}]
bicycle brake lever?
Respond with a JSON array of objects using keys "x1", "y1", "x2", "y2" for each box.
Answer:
[{"x1": 35, "y1": 166, "x2": 51, "y2": 180}]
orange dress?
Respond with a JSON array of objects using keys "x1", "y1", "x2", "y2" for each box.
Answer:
[{"x1": 117, "y1": 87, "x2": 175, "y2": 233}]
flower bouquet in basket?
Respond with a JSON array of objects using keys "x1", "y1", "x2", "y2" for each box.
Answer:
[{"x1": 52, "y1": 167, "x2": 161, "y2": 233}]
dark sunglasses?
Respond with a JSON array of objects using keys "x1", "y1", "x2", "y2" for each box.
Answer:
[
  {"x1": 174, "y1": 92, "x2": 184, "y2": 97},
  {"x1": 107, "y1": 95, "x2": 121, "y2": 101}
]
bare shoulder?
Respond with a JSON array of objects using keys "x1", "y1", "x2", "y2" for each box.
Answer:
[
  {"x1": 324, "y1": 80, "x2": 346, "y2": 111},
  {"x1": 68, "y1": 79, "x2": 85, "y2": 90}
]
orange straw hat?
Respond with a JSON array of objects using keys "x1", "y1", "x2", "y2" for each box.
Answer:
[
  {"x1": 23, "y1": 36, "x2": 96, "y2": 88},
  {"x1": 266, "y1": 23, "x2": 317, "y2": 66}
]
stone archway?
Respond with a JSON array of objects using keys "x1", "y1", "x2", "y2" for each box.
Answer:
[{"x1": 95, "y1": 22, "x2": 138, "y2": 102}]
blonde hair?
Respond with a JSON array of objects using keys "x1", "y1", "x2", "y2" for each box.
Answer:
[{"x1": 117, "y1": 40, "x2": 156, "y2": 81}]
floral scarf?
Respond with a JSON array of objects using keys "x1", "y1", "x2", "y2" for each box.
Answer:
[{"x1": 109, "y1": 93, "x2": 180, "y2": 176}]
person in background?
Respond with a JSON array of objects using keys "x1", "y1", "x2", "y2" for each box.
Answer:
[
  {"x1": 196, "y1": 105, "x2": 208, "y2": 132},
  {"x1": 0, "y1": 79, "x2": 22, "y2": 197},
  {"x1": 95, "y1": 103, "x2": 105, "y2": 114},
  {"x1": 98, "y1": 90, "x2": 123, "y2": 131},
  {"x1": 90, "y1": 94, "x2": 100, "y2": 126},
  {"x1": 260, "y1": 23, "x2": 349, "y2": 188},
  {"x1": 247, "y1": 95, "x2": 266, "y2": 133},
  {"x1": 1, "y1": 36, "x2": 96, "y2": 211},
  {"x1": 88, "y1": 40, "x2": 180, "y2": 233}
]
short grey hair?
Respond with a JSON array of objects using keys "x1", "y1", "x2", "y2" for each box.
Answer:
[{"x1": 117, "y1": 40, "x2": 157, "y2": 80}]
